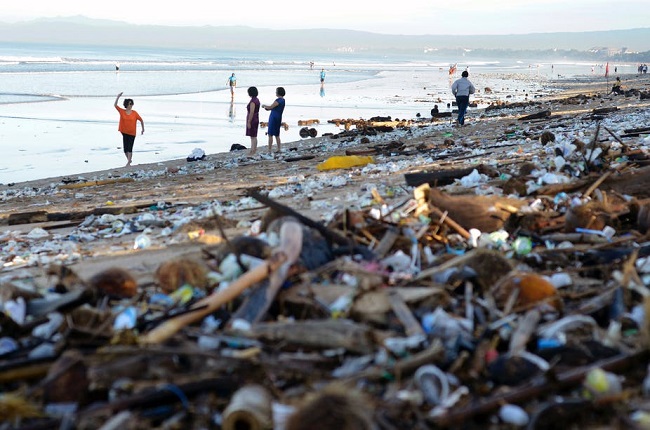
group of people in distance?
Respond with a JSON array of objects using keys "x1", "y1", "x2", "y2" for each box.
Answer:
[
  {"x1": 113, "y1": 76, "x2": 287, "y2": 166},
  {"x1": 114, "y1": 66, "x2": 480, "y2": 166}
]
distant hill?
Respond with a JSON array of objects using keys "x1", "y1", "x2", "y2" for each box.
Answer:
[{"x1": 0, "y1": 16, "x2": 649, "y2": 59}]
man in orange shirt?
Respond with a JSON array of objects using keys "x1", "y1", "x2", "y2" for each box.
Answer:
[{"x1": 114, "y1": 92, "x2": 145, "y2": 166}]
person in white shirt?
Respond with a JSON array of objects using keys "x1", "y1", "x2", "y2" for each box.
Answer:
[{"x1": 451, "y1": 70, "x2": 476, "y2": 126}]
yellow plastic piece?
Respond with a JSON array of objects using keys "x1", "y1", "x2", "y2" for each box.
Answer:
[{"x1": 316, "y1": 155, "x2": 374, "y2": 171}]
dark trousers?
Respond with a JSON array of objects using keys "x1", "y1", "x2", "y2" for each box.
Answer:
[
  {"x1": 456, "y1": 95, "x2": 470, "y2": 125},
  {"x1": 122, "y1": 133, "x2": 136, "y2": 153}
]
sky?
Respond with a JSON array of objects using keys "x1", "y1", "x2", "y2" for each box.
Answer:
[{"x1": 1, "y1": 0, "x2": 648, "y2": 36}]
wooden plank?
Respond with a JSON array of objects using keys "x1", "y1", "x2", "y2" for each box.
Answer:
[
  {"x1": 388, "y1": 291, "x2": 426, "y2": 337},
  {"x1": 0, "y1": 220, "x2": 81, "y2": 234}
]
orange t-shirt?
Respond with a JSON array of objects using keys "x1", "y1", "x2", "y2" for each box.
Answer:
[{"x1": 116, "y1": 106, "x2": 143, "y2": 136}]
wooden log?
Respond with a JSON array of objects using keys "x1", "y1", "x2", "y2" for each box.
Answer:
[
  {"x1": 250, "y1": 319, "x2": 375, "y2": 355},
  {"x1": 373, "y1": 226, "x2": 400, "y2": 258},
  {"x1": 518, "y1": 109, "x2": 551, "y2": 121},
  {"x1": 283, "y1": 155, "x2": 315, "y2": 162},
  {"x1": 345, "y1": 148, "x2": 378, "y2": 156},
  {"x1": 350, "y1": 339, "x2": 445, "y2": 382},
  {"x1": 404, "y1": 164, "x2": 496, "y2": 187},
  {"x1": 388, "y1": 291, "x2": 425, "y2": 337},
  {"x1": 79, "y1": 376, "x2": 240, "y2": 417},
  {"x1": 59, "y1": 177, "x2": 135, "y2": 189},
  {"x1": 7, "y1": 210, "x2": 48, "y2": 225},
  {"x1": 623, "y1": 127, "x2": 650, "y2": 134},
  {"x1": 592, "y1": 107, "x2": 618, "y2": 115}
]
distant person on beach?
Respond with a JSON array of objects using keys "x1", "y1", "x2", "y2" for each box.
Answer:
[
  {"x1": 246, "y1": 86, "x2": 260, "y2": 155},
  {"x1": 451, "y1": 70, "x2": 475, "y2": 126},
  {"x1": 115, "y1": 62, "x2": 120, "y2": 72},
  {"x1": 114, "y1": 92, "x2": 144, "y2": 167},
  {"x1": 611, "y1": 77, "x2": 624, "y2": 95},
  {"x1": 430, "y1": 104, "x2": 439, "y2": 119},
  {"x1": 262, "y1": 87, "x2": 286, "y2": 153},
  {"x1": 227, "y1": 73, "x2": 237, "y2": 99},
  {"x1": 320, "y1": 68, "x2": 326, "y2": 84}
]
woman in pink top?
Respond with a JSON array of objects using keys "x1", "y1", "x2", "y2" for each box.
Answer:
[
  {"x1": 246, "y1": 86, "x2": 260, "y2": 155},
  {"x1": 114, "y1": 92, "x2": 145, "y2": 166}
]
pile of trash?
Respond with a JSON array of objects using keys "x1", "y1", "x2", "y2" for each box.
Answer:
[{"x1": 3, "y1": 101, "x2": 650, "y2": 429}]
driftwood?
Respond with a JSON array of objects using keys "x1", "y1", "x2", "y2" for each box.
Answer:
[
  {"x1": 535, "y1": 164, "x2": 650, "y2": 199},
  {"x1": 388, "y1": 291, "x2": 425, "y2": 337},
  {"x1": 79, "y1": 375, "x2": 240, "y2": 417},
  {"x1": 229, "y1": 221, "x2": 299, "y2": 326},
  {"x1": 592, "y1": 107, "x2": 619, "y2": 115},
  {"x1": 283, "y1": 155, "x2": 316, "y2": 162},
  {"x1": 404, "y1": 164, "x2": 497, "y2": 187},
  {"x1": 6, "y1": 202, "x2": 152, "y2": 225},
  {"x1": 518, "y1": 109, "x2": 551, "y2": 121},
  {"x1": 373, "y1": 227, "x2": 400, "y2": 258},
  {"x1": 250, "y1": 319, "x2": 375, "y2": 355},
  {"x1": 345, "y1": 148, "x2": 378, "y2": 156},
  {"x1": 421, "y1": 186, "x2": 526, "y2": 234},
  {"x1": 59, "y1": 178, "x2": 135, "y2": 189}
]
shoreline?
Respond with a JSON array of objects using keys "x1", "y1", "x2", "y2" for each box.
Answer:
[
  {"x1": 3, "y1": 69, "x2": 650, "y2": 429},
  {"x1": 2, "y1": 72, "x2": 648, "y2": 190},
  {"x1": 3, "y1": 68, "x2": 644, "y2": 184}
]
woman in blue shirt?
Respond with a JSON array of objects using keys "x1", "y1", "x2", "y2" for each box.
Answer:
[{"x1": 262, "y1": 87, "x2": 286, "y2": 153}]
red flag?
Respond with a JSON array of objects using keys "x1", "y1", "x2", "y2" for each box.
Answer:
[{"x1": 605, "y1": 62, "x2": 609, "y2": 77}]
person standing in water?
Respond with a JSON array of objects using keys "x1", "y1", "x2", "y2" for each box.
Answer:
[
  {"x1": 246, "y1": 86, "x2": 260, "y2": 155},
  {"x1": 114, "y1": 92, "x2": 144, "y2": 166},
  {"x1": 227, "y1": 73, "x2": 237, "y2": 99},
  {"x1": 262, "y1": 87, "x2": 286, "y2": 153},
  {"x1": 451, "y1": 70, "x2": 475, "y2": 126}
]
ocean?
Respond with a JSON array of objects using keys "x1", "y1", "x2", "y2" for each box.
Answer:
[{"x1": 0, "y1": 42, "x2": 628, "y2": 184}]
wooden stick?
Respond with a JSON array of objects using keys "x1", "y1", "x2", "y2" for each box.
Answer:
[
  {"x1": 583, "y1": 170, "x2": 613, "y2": 198},
  {"x1": 603, "y1": 125, "x2": 628, "y2": 150},
  {"x1": 428, "y1": 204, "x2": 471, "y2": 240}
]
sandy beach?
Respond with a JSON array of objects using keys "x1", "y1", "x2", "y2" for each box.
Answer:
[
  {"x1": 2, "y1": 73, "x2": 649, "y2": 219},
  {"x1": 2, "y1": 72, "x2": 650, "y2": 428},
  {"x1": 2, "y1": 73, "x2": 650, "y2": 273},
  {"x1": 0, "y1": 57, "x2": 595, "y2": 184}
]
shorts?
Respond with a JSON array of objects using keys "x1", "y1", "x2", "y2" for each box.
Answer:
[{"x1": 122, "y1": 133, "x2": 136, "y2": 153}]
